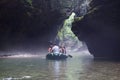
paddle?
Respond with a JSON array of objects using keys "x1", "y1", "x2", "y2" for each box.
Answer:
[{"x1": 68, "y1": 54, "x2": 72, "y2": 58}]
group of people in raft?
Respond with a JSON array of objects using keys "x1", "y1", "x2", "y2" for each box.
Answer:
[{"x1": 48, "y1": 43, "x2": 67, "y2": 55}]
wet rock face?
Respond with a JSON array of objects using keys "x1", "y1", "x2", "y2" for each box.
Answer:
[
  {"x1": 0, "y1": 0, "x2": 83, "y2": 50},
  {"x1": 72, "y1": 0, "x2": 120, "y2": 58},
  {"x1": 0, "y1": 0, "x2": 73, "y2": 47}
]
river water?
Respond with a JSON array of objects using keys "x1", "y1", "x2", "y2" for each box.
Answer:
[{"x1": 0, "y1": 53, "x2": 120, "y2": 80}]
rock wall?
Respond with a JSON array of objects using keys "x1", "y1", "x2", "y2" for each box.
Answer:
[
  {"x1": 72, "y1": 0, "x2": 120, "y2": 59},
  {"x1": 0, "y1": 0, "x2": 84, "y2": 51},
  {"x1": 0, "y1": 0, "x2": 58, "y2": 50}
]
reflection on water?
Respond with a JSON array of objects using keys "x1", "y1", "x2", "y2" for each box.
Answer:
[{"x1": 0, "y1": 54, "x2": 120, "y2": 80}]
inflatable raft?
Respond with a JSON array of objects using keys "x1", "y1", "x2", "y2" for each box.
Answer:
[{"x1": 46, "y1": 53, "x2": 72, "y2": 60}]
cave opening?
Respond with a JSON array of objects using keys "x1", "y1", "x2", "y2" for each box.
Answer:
[
  {"x1": 0, "y1": 0, "x2": 93, "y2": 57},
  {"x1": 55, "y1": 12, "x2": 92, "y2": 56}
]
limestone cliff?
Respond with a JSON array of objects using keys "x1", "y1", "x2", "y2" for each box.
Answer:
[
  {"x1": 0, "y1": 0, "x2": 84, "y2": 50},
  {"x1": 72, "y1": 0, "x2": 120, "y2": 59}
]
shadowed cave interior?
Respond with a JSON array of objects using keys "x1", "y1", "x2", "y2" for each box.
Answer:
[{"x1": 0, "y1": 0, "x2": 120, "y2": 59}]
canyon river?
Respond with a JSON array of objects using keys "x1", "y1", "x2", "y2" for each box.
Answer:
[{"x1": 0, "y1": 53, "x2": 120, "y2": 80}]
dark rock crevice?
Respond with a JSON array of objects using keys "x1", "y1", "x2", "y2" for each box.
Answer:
[
  {"x1": 72, "y1": 0, "x2": 120, "y2": 59},
  {"x1": 0, "y1": 0, "x2": 63, "y2": 51},
  {"x1": 0, "y1": 0, "x2": 84, "y2": 51}
]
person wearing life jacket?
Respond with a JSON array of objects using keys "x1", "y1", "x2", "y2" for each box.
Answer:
[
  {"x1": 60, "y1": 46, "x2": 66, "y2": 54},
  {"x1": 52, "y1": 43, "x2": 60, "y2": 55},
  {"x1": 48, "y1": 44, "x2": 53, "y2": 54}
]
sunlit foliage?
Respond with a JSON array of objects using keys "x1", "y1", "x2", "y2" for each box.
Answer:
[{"x1": 57, "y1": 12, "x2": 82, "y2": 51}]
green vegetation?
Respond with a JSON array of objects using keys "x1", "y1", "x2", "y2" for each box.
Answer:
[
  {"x1": 57, "y1": 12, "x2": 82, "y2": 49},
  {"x1": 87, "y1": 7, "x2": 99, "y2": 15},
  {"x1": 74, "y1": 16, "x2": 84, "y2": 22},
  {"x1": 26, "y1": 0, "x2": 33, "y2": 6}
]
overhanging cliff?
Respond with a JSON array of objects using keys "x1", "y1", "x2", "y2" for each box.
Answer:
[
  {"x1": 72, "y1": 0, "x2": 120, "y2": 59},
  {"x1": 0, "y1": 0, "x2": 85, "y2": 51}
]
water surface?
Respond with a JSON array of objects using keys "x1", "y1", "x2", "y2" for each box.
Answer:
[{"x1": 0, "y1": 54, "x2": 120, "y2": 80}]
